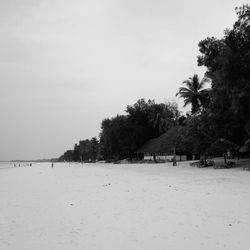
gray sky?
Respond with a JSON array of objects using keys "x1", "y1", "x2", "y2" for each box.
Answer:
[{"x1": 0, "y1": 0, "x2": 246, "y2": 160}]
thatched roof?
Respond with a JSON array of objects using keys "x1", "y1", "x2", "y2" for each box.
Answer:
[
  {"x1": 239, "y1": 145, "x2": 249, "y2": 153},
  {"x1": 206, "y1": 138, "x2": 239, "y2": 154},
  {"x1": 239, "y1": 138, "x2": 250, "y2": 152},
  {"x1": 136, "y1": 126, "x2": 191, "y2": 154},
  {"x1": 136, "y1": 138, "x2": 159, "y2": 153},
  {"x1": 244, "y1": 139, "x2": 250, "y2": 148}
]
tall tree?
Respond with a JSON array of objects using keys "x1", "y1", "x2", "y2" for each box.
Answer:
[
  {"x1": 98, "y1": 99, "x2": 181, "y2": 161},
  {"x1": 176, "y1": 74, "x2": 210, "y2": 114},
  {"x1": 99, "y1": 115, "x2": 135, "y2": 161},
  {"x1": 182, "y1": 114, "x2": 214, "y2": 156},
  {"x1": 197, "y1": 4, "x2": 250, "y2": 146},
  {"x1": 149, "y1": 102, "x2": 180, "y2": 136}
]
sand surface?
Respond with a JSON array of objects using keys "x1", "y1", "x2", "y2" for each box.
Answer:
[{"x1": 1, "y1": 162, "x2": 250, "y2": 250}]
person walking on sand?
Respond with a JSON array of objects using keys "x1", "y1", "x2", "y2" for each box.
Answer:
[
  {"x1": 51, "y1": 162, "x2": 54, "y2": 168},
  {"x1": 172, "y1": 157, "x2": 177, "y2": 166}
]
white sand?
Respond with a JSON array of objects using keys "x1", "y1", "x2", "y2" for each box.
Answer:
[{"x1": 1, "y1": 162, "x2": 250, "y2": 250}]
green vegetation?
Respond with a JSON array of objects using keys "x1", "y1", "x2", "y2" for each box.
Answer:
[
  {"x1": 59, "y1": 5, "x2": 250, "y2": 162},
  {"x1": 176, "y1": 74, "x2": 210, "y2": 114},
  {"x1": 59, "y1": 99, "x2": 180, "y2": 162}
]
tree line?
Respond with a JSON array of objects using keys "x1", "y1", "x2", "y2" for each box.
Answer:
[
  {"x1": 59, "y1": 99, "x2": 182, "y2": 162},
  {"x1": 59, "y1": 5, "x2": 250, "y2": 162}
]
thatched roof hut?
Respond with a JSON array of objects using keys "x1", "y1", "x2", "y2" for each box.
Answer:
[
  {"x1": 239, "y1": 139, "x2": 250, "y2": 153},
  {"x1": 136, "y1": 126, "x2": 191, "y2": 155},
  {"x1": 206, "y1": 138, "x2": 239, "y2": 154}
]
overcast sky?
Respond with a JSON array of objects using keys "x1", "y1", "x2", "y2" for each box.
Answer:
[{"x1": 0, "y1": 0, "x2": 246, "y2": 160}]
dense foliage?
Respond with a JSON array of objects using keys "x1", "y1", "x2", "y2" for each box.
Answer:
[
  {"x1": 176, "y1": 5, "x2": 250, "y2": 155},
  {"x1": 197, "y1": 4, "x2": 250, "y2": 147},
  {"x1": 59, "y1": 5, "x2": 250, "y2": 162},
  {"x1": 59, "y1": 137, "x2": 99, "y2": 162},
  {"x1": 99, "y1": 99, "x2": 180, "y2": 161},
  {"x1": 59, "y1": 99, "x2": 180, "y2": 161}
]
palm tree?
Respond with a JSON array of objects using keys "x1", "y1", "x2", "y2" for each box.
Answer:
[
  {"x1": 150, "y1": 111, "x2": 167, "y2": 136},
  {"x1": 176, "y1": 74, "x2": 210, "y2": 114},
  {"x1": 149, "y1": 103, "x2": 176, "y2": 136}
]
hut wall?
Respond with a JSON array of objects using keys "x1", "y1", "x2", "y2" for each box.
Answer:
[
  {"x1": 144, "y1": 155, "x2": 154, "y2": 160},
  {"x1": 143, "y1": 153, "x2": 189, "y2": 161},
  {"x1": 144, "y1": 154, "x2": 188, "y2": 161},
  {"x1": 155, "y1": 155, "x2": 173, "y2": 161},
  {"x1": 180, "y1": 155, "x2": 187, "y2": 161},
  {"x1": 175, "y1": 155, "x2": 181, "y2": 161}
]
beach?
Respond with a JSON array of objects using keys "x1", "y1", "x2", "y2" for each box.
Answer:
[{"x1": 1, "y1": 162, "x2": 250, "y2": 250}]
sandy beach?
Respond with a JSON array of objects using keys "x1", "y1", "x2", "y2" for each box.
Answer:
[{"x1": 1, "y1": 162, "x2": 250, "y2": 250}]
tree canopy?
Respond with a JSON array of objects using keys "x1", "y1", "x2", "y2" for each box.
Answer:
[
  {"x1": 59, "y1": 5, "x2": 250, "y2": 162},
  {"x1": 197, "y1": 4, "x2": 250, "y2": 146},
  {"x1": 176, "y1": 74, "x2": 211, "y2": 114}
]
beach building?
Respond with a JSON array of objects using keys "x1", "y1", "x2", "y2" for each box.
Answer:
[{"x1": 136, "y1": 126, "x2": 195, "y2": 161}]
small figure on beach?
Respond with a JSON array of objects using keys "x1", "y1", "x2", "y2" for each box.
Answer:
[
  {"x1": 51, "y1": 162, "x2": 54, "y2": 168},
  {"x1": 172, "y1": 157, "x2": 177, "y2": 166}
]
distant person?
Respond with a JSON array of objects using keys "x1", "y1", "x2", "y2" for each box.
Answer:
[
  {"x1": 172, "y1": 157, "x2": 177, "y2": 166},
  {"x1": 51, "y1": 162, "x2": 54, "y2": 168}
]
